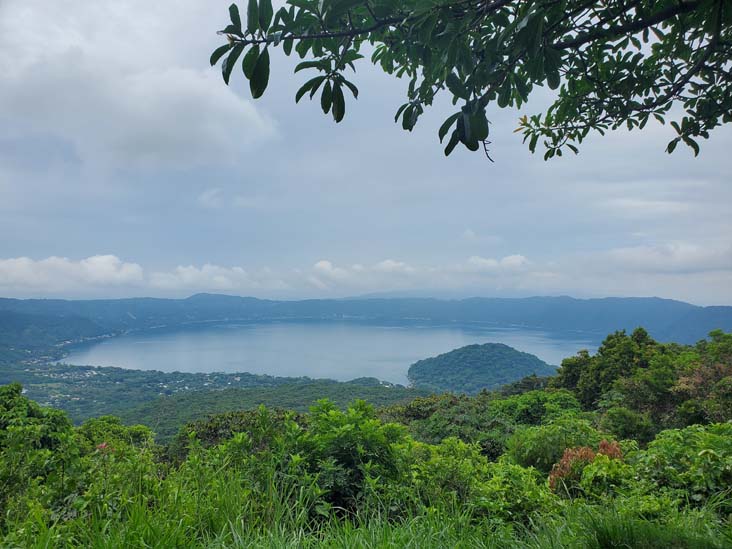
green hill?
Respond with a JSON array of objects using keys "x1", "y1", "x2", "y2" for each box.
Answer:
[
  {"x1": 407, "y1": 343, "x2": 556, "y2": 394},
  {"x1": 119, "y1": 380, "x2": 429, "y2": 441}
]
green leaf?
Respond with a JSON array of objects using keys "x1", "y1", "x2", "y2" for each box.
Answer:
[
  {"x1": 321, "y1": 81, "x2": 332, "y2": 114},
  {"x1": 242, "y1": 45, "x2": 260, "y2": 79},
  {"x1": 394, "y1": 103, "x2": 409, "y2": 123},
  {"x1": 402, "y1": 105, "x2": 414, "y2": 130},
  {"x1": 295, "y1": 61, "x2": 323, "y2": 73},
  {"x1": 458, "y1": 112, "x2": 472, "y2": 144},
  {"x1": 247, "y1": 0, "x2": 259, "y2": 34},
  {"x1": 332, "y1": 81, "x2": 345, "y2": 123},
  {"x1": 470, "y1": 111, "x2": 489, "y2": 141},
  {"x1": 295, "y1": 81, "x2": 313, "y2": 103},
  {"x1": 514, "y1": 77, "x2": 529, "y2": 103},
  {"x1": 210, "y1": 44, "x2": 232, "y2": 67},
  {"x1": 220, "y1": 24, "x2": 244, "y2": 36},
  {"x1": 229, "y1": 4, "x2": 242, "y2": 32},
  {"x1": 250, "y1": 47, "x2": 270, "y2": 98},
  {"x1": 547, "y1": 71, "x2": 560, "y2": 90},
  {"x1": 341, "y1": 79, "x2": 359, "y2": 99},
  {"x1": 497, "y1": 83, "x2": 511, "y2": 108},
  {"x1": 438, "y1": 113, "x2": 460, "y2": 142},
  {"x1": 296, "y1": 76, "x2": 326, "y2": 103},
  {"x1": 446, "y1": 72, "x2": 469, "y2": 100},
  {"x1": 444, "y1": 130, "x2": 460, "y2": 156},
  {"x1": 682, "y1": 136, "x2": 700, "y2": 156},
  {"x1": 283, "y1": 38, "x2": 293, "y2": 56},
  {"x1": 222, "y1": 44, "x2": 245, "y2": 85},
  {"x1": 259, "y1": 0, "x2": 273, "y2": 31}
]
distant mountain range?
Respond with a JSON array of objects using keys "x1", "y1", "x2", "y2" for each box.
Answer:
[{"x1": 1, "y1": 294, "x2": 731, "y2": 355}]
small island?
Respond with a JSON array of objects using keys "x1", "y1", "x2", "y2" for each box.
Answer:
[{"x1": 408, "y1": 343, "x2": 557, "y2": 394}]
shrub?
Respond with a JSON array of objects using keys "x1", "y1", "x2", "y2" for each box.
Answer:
[
  {"x1": 475, "y1": 460, "x2": 556, "y2": 522},
  {"x1": 548, "y1": 440, "x2": 624, "y2": 498},
  {"x1": 298, "y1": 399, "x2": 410, "y2": 513},
  {"x1": 633, "y1": 423, "x2": 732, "y2": 508},
  {"x1": 413, "y1": 437, "x2": 489, "y2": 508},
  {"x1": 601, "y1": 406, "x2": 655, "y2": 443},
  {"x1": 506, "y1": 416, "x2": 603, "y2": 473},
  {"x1": 413, "y1": 438, "x2": 555, "y2": 522},
  {"x1": 548, "y1": 446, "x2": 597, "y2": 496},
  {"x1": 580, "y1": 454, "x2": 633, "y2": 499},
  {"x1": 0, "y1": 383, "x2": 80, "y2": 532}
]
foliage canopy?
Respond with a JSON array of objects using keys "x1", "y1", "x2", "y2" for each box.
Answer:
[{"x1": 212, "y1": 0, "x2": 732, "y2": 157}]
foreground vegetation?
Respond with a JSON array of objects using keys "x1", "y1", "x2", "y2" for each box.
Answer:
[{"x1": 1, "y1": 328, "x2": 731, "y2": 547}]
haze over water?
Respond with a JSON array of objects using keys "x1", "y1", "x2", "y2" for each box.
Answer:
[{"x1": 63, "y1": 321, "x2": 599, "y2": 385}]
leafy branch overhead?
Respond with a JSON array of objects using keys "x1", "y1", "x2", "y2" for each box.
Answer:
[{"x1": 211, "y1": 0, "x2": 732, "y2": 158}]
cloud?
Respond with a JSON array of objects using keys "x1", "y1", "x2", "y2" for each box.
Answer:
[
  {"x1": 0, "y1": 255, "x2": 143, "y2": 293},
  {"x1": 604, "y1": 243, "x2": 732, "y2": 274},
  {"x1": 373, "y1": 259, "x2": 415, "y2": 274},
  {"x1": 466, "y1": 255, "x2": 530, "y2": 272},
  {"x1": 601, "y1": 198, "x2": 691, "y2": 217},
  {"x1": 0, "y1": 1, "x2": 275, "y2": 172},
  {"x1": 149, "y1": 264, "x2": 289, "y2": 292},
  {"x1": 313, "y1": 260, "x2": 350, "y2": 281},
  {"x1": 198, "y1": 188, "x2": 224, "y2": 209},
  {"x1": 0, "y1": 249, "x2": 729, "y2": 304}
]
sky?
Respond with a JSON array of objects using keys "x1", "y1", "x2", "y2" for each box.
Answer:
[{"x1": 1, "y1": 0, "x2": 731, "y2": 305}]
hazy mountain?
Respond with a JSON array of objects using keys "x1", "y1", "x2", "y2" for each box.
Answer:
[{"x1": 0, "y1": 294, "x2": 730, "y2": 347}]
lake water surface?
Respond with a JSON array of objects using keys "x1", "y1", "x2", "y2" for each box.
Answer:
[{"x1": 63, "y1": 321, "x2": 600, "y2": 385}]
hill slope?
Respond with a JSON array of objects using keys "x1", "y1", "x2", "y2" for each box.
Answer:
[
  {"x1": 120, "y1": 380, "x2": 428, "y2": 441},
  {"x1": 407, "y1": 343, "x2": 556, "y2": 394}
]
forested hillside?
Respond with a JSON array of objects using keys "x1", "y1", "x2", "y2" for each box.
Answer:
[
  {"x1": 408, "y1": 342, "x2": 556, "y2": 393},
  {"x1": 2, "y1": 294, "x2": 731, "y2": 349},
  {"x1": 120, "y1": 380, "x2": 429, "y2": 441},
  {"x1": 1, "y1": 329, "x2": 730, "y2": 547}
]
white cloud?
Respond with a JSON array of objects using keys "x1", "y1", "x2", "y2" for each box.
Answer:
[
  {"x1": 466, "y1": 254, "x2": 530, "y2": 272},
  {"x1": 0, "y1": 255, "x2": 143, "y2": 293},
  {"x1": 0, "y1": 0, "x2": 275, "y2": 172},
  {"x1": 149, "y1": 264, "x2": 289, "y2": 292},
  {"x1": 373, "y1": 259, "x2": 415, "y2": 274},
  {"x1": 0, "y1": 250, "x2": 729, "y2": 304},
  {"x1": 313, "y1": 260, "x2": 350, "y2": 280},
  {"x1": 500, "y1": 254, "x2": 530, "y2": 270},
  {"x1": 467, "y1": 256, "x2": 499, "y2": 271}
]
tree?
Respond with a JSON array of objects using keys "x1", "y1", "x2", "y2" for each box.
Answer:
[{"x1": 211, "y1": 0, "x2": 732, "y2": 158}]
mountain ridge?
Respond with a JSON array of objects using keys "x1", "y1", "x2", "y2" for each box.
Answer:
[{"x1": 0, "y1": 294, "x2": 730, "y2": 348}]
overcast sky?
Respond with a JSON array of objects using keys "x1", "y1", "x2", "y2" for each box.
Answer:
[{"x1": 1, "y1": 0, "x2": 731, "y2": 305}]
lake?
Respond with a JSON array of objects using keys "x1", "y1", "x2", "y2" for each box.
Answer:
[{"x1": 62, "y1": 321, "x2": 600, "y2": 385}]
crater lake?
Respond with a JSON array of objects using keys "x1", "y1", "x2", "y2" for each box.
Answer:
[{"x1": 61, "y1": 320, "x2": 599, "y2": 385}]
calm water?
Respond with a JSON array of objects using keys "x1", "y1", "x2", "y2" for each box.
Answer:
[{"x1": 62, "y1": 321, "x2": 599, "y2": 385}]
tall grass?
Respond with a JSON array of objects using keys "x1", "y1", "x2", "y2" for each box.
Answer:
[{"x1": 13, "y1": 497, "x2": 731, "y2": 549}]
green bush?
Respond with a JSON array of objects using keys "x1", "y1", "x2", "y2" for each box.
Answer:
[
  {"x1": 632, "y1": 423, "x2": 732, "y2": 508},
  {"x1": 475, "y1": 460, "x2": 556, "y2": 521},
  {"x1": 0, "y1": 383, "x2": 79, "y2": 533},
  {"x1": 600, "y1": 406, "x2": 654, "y2": 443},
  {"x1": 579, "y1": 454, "x2": 634, "y2": 499},
  {"x1": 506, "y1": 416, "x2": 604, "y2": 473}
]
